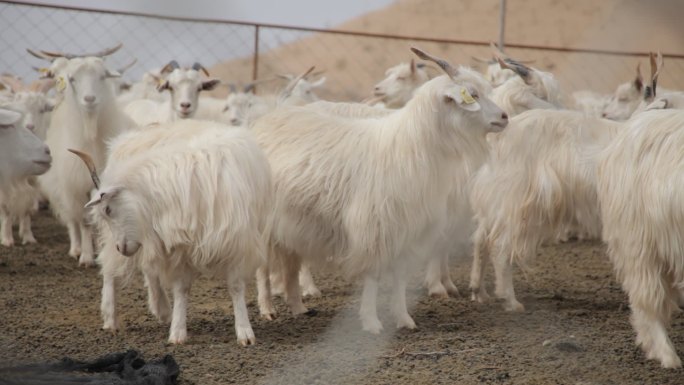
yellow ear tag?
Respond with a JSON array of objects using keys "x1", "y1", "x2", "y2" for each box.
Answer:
[
  {"x1": 38, "y1": 67, "x2": 49, "y2": 74},
  {"x1": 56, "y1": 76, "x2": 66, "y2": 92},
  {"x1": 461, "y1": 87, "x2": 476, "y2": 104}
]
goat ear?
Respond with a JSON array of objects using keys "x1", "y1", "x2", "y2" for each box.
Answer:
[
  {"x1": 645, "y1": 98, "x2": 669, "y2": 111},
  {"x1": 201, "y1": 79, "x2": 221, "y2": 91},
  {"x1": 0, "y1": 108, "x2": 22, "y2": 125},
  {"x1": 85, "y1": 187, "x2": 121, "y2": 208},
  {"x1": 44, "y1": 101, "x2": 56, "y2": 112},
  {"x1": 445, "y1": 87, "x2": 481, "y2": 112},
  {"x1": 85, "y1": 194, "x2": 103, "y2": 208},
  {"x1": 243, "y1": 83, "x2": 256, "y2": 94},
  {"x1": 105, "y1": 69, "x2": 121, "y2": 79},
  {"x1": 497, "y1": 57, "x2": 533, "y2": 84},
  {"x1": 157, "y1": 80, "x2": 170, "y2": 92},
  {"x1": 310, "y1": 77, "x2": 326, "y2": 87},
  {"x1": 634, "y1": 63, "x2": 643, "y2": 92}
]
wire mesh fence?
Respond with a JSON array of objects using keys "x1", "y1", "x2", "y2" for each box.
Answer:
[{"x1": 2, "y1": 1, "x2": 684, "y2": 103}]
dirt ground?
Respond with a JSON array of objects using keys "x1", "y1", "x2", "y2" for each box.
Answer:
[{"x1": 1, "y1": 211, "x2": 683, "y2": 385}]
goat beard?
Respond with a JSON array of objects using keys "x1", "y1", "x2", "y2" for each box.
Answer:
[{"x1": 80, "y1": 108, "x2": 100, "y2": 142}]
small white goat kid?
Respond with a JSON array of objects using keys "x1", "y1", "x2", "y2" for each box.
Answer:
[
  {"x1": 73, "y1": 120, "x2": 272, "y2": 346},
  {"x1": 252, "y1": 48, "x2": 507, "y2": 333}
]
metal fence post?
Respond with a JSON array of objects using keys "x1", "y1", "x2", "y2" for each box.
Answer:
[
  {"x1": 252, "y1": 24, "x2": 260, "y2": 83},
  {"x1": 499, "y1": 0, "x2": 507, "y2": 51}
]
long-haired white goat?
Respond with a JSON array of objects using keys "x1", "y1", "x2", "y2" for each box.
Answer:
[
  {"x1": 597, "y1": 109, "x2": 684, "y2": 368},
  {"x1": 251, "y1": 48, "x2": 508, "y2": 333},
  {"x1": 73, "y1": 120, "x2": 272, "y2": 346},
  {"x1": 469, "y1": 109, "x2": 621, "y2": 311},
  {"x1": 38, "y1": 55, "x2": 134, "y2": 266}
]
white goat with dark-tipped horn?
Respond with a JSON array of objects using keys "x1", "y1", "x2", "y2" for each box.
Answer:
[{"x1": 251, "y1": 47, "x2": 508, "y2": 332}]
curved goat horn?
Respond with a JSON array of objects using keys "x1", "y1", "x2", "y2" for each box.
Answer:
[
  {"x1": 117, "y1": 58, "x2": 137, "y2": 74},
  {"x1": 160, "y1": 60, "x2": 181, "y2": 75},
  {"x1": 68, "y1": 149, "x2": 100, "y2": 189},
  {"x1": 645, "y1": 51, "x2": 664, "y2": 101},
  {"x1": 472, "y1": 56, "x2": 495, "y2": 64},
  {"x1": 191, "y1": 62, "x2": 210, "y2": 77},
  {"x1": 490, "y1": 42, "x2": 509, "y2": 60},
  {"x1": 281, "y1": 66, "x2": 316, "y2": 96},
  {"x1": 39, "y1": 42, "x2": 124, "y2": 60},
  {"x1": 410, "y1": 47, "x2": 459, "y2": 79},
  {"x1": 26, "y1": 48, "x2": 55, "y2": 61}
]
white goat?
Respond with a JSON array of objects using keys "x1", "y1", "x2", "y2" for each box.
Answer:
[
  {"x1": 196, "y1": 68, "x2": 324, "y2": 128},
  {"x1": 485, "y1": 61, "x2": 516, "y2": 87},
  {"x1": 601, "y1": 63, "x2": 645, "y2": 120},
  {"x1": 0, "y1": 108, "x2": 51, "y2": 184},
  {"x1": 116, "y1": 67, "x2": 169, "y2": 108},
  {"x1": 0, "y1": 77, "x2": 55, "y2": 246},
  {"x1": 251, "y1": 48, "x2": 507, "y2": 333},
  {"x1": 628, "y1": 53, "x2": 684, "y2": 115},
  {"x1": 0, "y1": 173, "x2": 41, "y2": 247},
  {"x1": 371, "y1": 59, "x2": 431, "y2": 108},
  {"x1": 38, "y1": 56, "x2": 134, "y2": 266},
  {"x1": 0, "y1": 75, "x2": 55, "y2": 140},
  {"x1": 308, "y1": 98, "x2": 476, "y2": 299},
  {"x1": 490, "y1": 56, "x2": 564, "y2": 117},
  {"x1": 470, "y1": 109, "x2": 621, "y2": 312},
  {"x1": 0, "y1": 108, "x2": 51, "y2": 246},
  {"x1": 124, "y1": 61, "x2": 220, "y2": 126},
  {"x1": 571, "y1": 90, "x2": 610, "y2": 118},
  {"x1": 73, "y1": 120, "x2": 271, "y2": 346},
  {"x1": 597, "y1": 109, "x2": 684, "y2": 368}
]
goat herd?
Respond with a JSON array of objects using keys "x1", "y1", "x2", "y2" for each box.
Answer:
[{"x1": 2, "y1": 41, "x2": 684, "y2": 370}]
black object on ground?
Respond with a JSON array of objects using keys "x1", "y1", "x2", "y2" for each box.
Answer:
[{"x1": 0, "y1": 349, "x2": 179, "y2": 385}]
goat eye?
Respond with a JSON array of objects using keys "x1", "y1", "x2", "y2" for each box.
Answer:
[
  {"x1": 396, "y1": 77, "x2": 406, "y2": 81},
  {"x1": 105, "y1": 206, "x2": 111, "y2": 216}
]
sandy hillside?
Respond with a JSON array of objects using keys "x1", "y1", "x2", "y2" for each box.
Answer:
[{"x1": 209, "y1": 0, "x2": 684, "y2": 102}]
